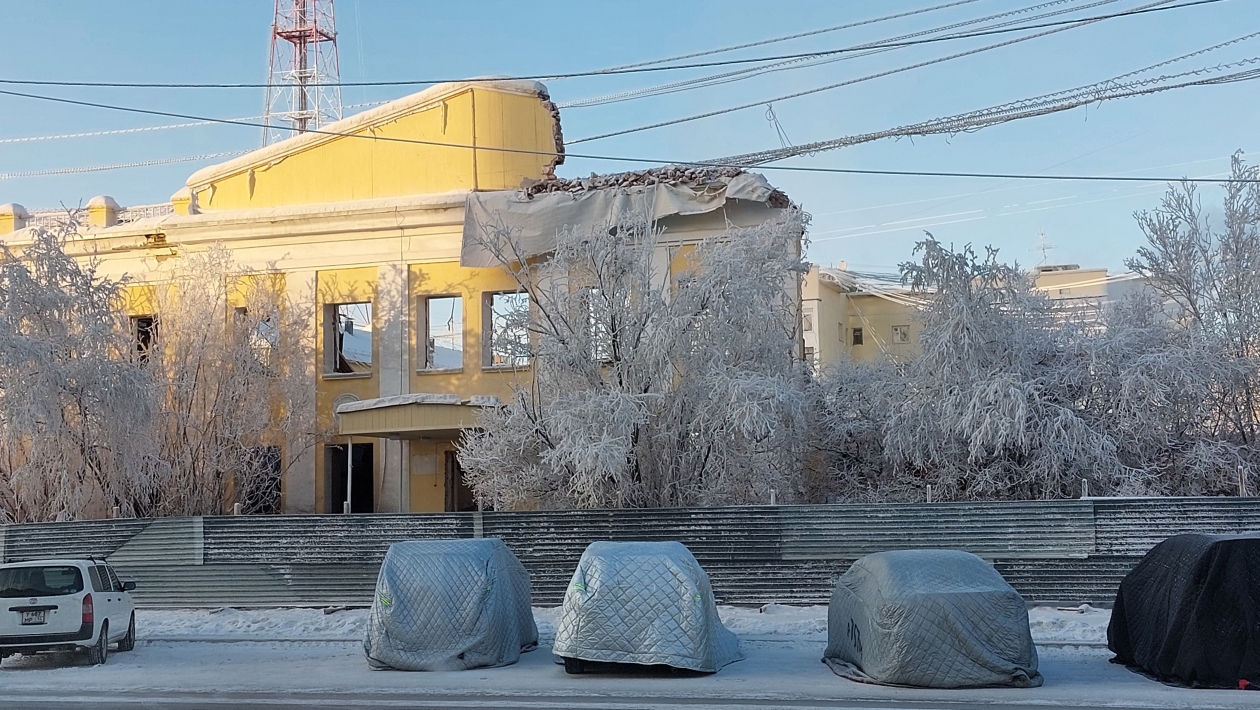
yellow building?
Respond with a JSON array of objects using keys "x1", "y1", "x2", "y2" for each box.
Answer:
[
  {"x1": 803, "y1": 262, "x2": 1134, "y2": 369},
  {"x1": 803, "y1": 264, "x2": 923, "y2": 368},
  {"x1": 0, "y1": 79, "x2": 796, "y2": 515}
]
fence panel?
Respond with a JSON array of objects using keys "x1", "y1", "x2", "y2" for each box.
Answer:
[{"x1": 3, "y1": 498, "x2": 1258, "y2": 607}]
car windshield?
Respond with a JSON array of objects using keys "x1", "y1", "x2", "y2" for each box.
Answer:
[{"x1": 0, "y1": 565, "x2": 85, "y2": 597}]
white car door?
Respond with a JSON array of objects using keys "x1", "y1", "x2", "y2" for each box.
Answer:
[
  {"x1": 104, "y1": 565, "x2": 133, "y2": 635},
  {"x1": 91, "y1": 564, "x2": 123, "y2": 642}
]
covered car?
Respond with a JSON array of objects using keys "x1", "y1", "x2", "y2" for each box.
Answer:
[
  {"x1": 823, "y1": 549, "x2": 1041, "y2": 688},
  {"x1": 1108, "y1": 532, "x2": 1260, "y2": 688},
  {"x1": 552, "y1": 541, "x2": 742, "y2": 673},
  {"x1": 363, "y1": 538, "x2": 537, "y2": 670}
]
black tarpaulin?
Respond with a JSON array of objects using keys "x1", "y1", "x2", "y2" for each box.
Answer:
[{"x1": 1108, "y1": 533, "x2": 1260, "y2": 688}]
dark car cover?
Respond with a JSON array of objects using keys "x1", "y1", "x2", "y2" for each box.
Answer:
[{"x1": 1108, "y1": 533, "x2": 1260, "y2": 688}]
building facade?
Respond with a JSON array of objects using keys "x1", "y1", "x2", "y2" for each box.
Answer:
[{"x1": 0, "y1": 80, "x2": 797, "y2": 515}]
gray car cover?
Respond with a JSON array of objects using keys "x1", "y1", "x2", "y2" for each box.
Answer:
[
  {"x1": 552, "y1": 541, "x2": 742, "y2": 672},
  {"x1": 823, "y1": 549, "x2": 1041, "y2": 688},
  {"x1": 363, "y1": 538, "x2": 538, "y2": 670}
]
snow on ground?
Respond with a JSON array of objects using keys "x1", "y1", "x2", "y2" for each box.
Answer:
[
  {"x1": 135, "y1": 604, "x2": 1109, "y2": 645},
  {"x1": 8, "y1": 604, "x2": 1259, "y2": 709}
]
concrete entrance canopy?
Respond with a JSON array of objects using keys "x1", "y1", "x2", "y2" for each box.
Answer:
[{"x1": 335, "y1": 393, "x2": 502, "y2": 439}]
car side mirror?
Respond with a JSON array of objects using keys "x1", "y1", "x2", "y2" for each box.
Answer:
[{"x1": 123, "y1": 581, "x2": 137, "y2": 591}]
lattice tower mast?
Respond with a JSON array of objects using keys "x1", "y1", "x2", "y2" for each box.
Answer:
[{"x1": 262, "y1": 0, "x2": 343, "y2": 146}]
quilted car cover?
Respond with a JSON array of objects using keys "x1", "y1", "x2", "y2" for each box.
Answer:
[
  {"x1": 552, "y1": 541, "x2": 742, "y2": 672},
  {"x1": 1108, "y1": 533, "x2": 1260, "y2": 688},
  {"x1": 363, "y1": 538, "x2": 538, "y2": 670},
  {"x1": 823, "y1": 549, "x2": 1041, "y2": 688}
]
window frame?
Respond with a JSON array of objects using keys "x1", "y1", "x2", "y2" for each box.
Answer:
[
  {"x1": 482, "y1": 290, "x2": 532, "y2": 370},
  {"x1": 418, "y1": 294, "x2": 465, "y2": 373},
  {"x1": 323, "y1": 301, "x2": 374, "y2": 379},
  {"x1": 892, "y1": 324, "x2": 910, "y2": 344},
  {"x1": 852, "y1": 327, "x2": 864, "y2": 346}
]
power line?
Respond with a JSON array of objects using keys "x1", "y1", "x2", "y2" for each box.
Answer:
[
  {"x1": 595, "y1": 0, "x2": 985, "y2": 72},
  {"x1": 568, "y1": 0, "x2": 1181, "y2": 144},
  {"x1": 559, "y1": 0, "x2": 1127, "y2": 109},
  {"x1": 710, "y1": 49, "x2": 1260, "y2": 166},
  {"x1": 0, "y1": 152, "x2": 249, "y2": 180},
  {"x1": 0, "y1": 0, "x2": 1224, "y2": 90},
  {"x1": 0, "y1": 101, "x2": 388, "y2": 145},
  {"x1": 0, "y1": 71, "x2": 1257, "y2": 184}
]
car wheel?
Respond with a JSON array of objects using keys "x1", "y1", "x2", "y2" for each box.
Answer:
[
  {"x1": 86, "y1": 622, "x2": 108, "y2": 665},
  {"x1": 117, "y1": 613, "x2": 136, "y2": 652},
  {"x1": 562, "y1": 656, "x2": 585, "y2": 675}
]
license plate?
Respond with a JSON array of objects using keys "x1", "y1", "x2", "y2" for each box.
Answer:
[{"x1": 20, "y1": 610, "x2": 45, "y2": 625}]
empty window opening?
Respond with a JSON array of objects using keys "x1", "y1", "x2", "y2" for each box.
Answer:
[
  {"x1": 484, "y1": 291, "x2": 531, "y2": 368},
  {"x1": 132, "y1": 315, "x2": 158, "y2": 362},
  {"x1": 235, "y1": 307, "x2": 280, "y2": 373},
  {"x1": 422, "y1": 296, "x2": 463, "y2": 370},
  {"x1": 326, "y1": 302, "x2": 373, "y2": 374},
  {"x1": 852, "y1": 327, "x2": 864, "y2": 346}
]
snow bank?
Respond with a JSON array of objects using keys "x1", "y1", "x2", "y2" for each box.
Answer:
[
  {"x1": 135, "y1": 604, "x2": 1109, "y2": 645},
  {"x1": 1027, "y1": 604, "x2": 1111, "y2": 644},
  {"x1": 137, "y1": 608, "x2": 369, "y2": 641}
]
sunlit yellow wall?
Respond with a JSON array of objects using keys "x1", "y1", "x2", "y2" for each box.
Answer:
[
  {"x1": 405, "y1": 260, "x2": 530, "y2": 510},
  {"x1": 189, "y1": 86, "x2": 560, "y2": 211},
  {"x1": 315, "y1": 266, "x2": 379, "y2": 514},
  {"x1": 407, "y1": 260, "x2": 527, "y2": 399},
  {"x1": 802, "y1": 269, "x2": 848, "y2": 369},
  {"x1": 843, "y1": 294, "x2": 919, "y2": 364}
]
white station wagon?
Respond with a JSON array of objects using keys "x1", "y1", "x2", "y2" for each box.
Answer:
[{"x1": 0, "y1": 558, "x2": 136, "y2": 665}]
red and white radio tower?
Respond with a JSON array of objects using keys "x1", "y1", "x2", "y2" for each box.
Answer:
[{"x1": 262, "y1": 0, "x2": 343, "y2": 146}]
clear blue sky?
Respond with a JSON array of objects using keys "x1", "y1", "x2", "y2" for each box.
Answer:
[{"x1": 0, "y1": 0, "x2": 1256, "y2": 274}]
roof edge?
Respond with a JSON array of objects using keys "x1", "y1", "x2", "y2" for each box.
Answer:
[{"x1": 185, "y1": 79, "x2": 552, "y2": 190}]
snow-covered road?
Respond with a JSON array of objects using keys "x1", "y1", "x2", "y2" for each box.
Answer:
[{"x1": 2, "y1": 606, "x2": 1253, "y2": 709}]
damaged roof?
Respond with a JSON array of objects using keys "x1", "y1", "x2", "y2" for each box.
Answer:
[{"x1": 521, "y1": 165, "x2": 791, "y2": 207}]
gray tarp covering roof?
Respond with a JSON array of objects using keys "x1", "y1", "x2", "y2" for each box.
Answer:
[
  {"x1": 552, "y1": 541, "x2": 742, "y2": 672},
  {"x1": 461, "y1": 171, "x2": 779, "y2": 268},
  {"x1": 363, "y1": 538, "x2": 538, "y2": 670},
  {"x1": 823, "y1": 549, "x2": 1041, "y2": 688}
]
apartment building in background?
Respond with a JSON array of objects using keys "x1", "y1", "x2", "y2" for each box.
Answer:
[{"x1": 803, "y1": 262, "x2": 1143, "y2": 369}]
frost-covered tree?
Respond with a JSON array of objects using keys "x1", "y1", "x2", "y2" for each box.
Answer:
[
  {"x1": 879, "y1": 238, "x2": 1122, "y2": 500},
  {"x1": 458, "y1": 209, "x2": 812, "y2": 509},
  {"x1": 1114, "y1": 151, "x2": 1260, "y2": 494},
  {"x1": 0, "y1": 215, "x2": 161, "y2": 523},
  {"x1": 144, "y1": 246, "x2": 317, "y2": 516}
]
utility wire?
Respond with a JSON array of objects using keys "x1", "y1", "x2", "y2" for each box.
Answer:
[
  {"x1": 711, "y1": 50, "x2": 1260, "y2": 166},
  {"x1": 568, "y1": 0, "x2": 1180, "y2": 144},
  {"x1": 0, "y1": 0, "x2": 1223, "y2": 90},
  {"x1": 0, "y1": 151, "x2": 249, "y2": 180},
  {"x1": 595, "y1": 0, "x2": 985, "y2": 72},
  {"x1": 559, "y1": 0, "x2": 1125, "y2": 109},
  {"x1": 0, "y1": 69, "x2": 1257, "y2": 183},
  {"x1": 0, "y1": 101, "x2": 388, "y2": 145}
]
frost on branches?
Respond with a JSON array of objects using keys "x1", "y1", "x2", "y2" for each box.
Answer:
[
  {"x1": 457, "y1": 209, "x2": 812, "y2": 509},
  {"x1": 0, "y1": 216, "x2": 159, "y2": 522},
  {"x1": 814, "y1": 153, "x2": 1260, "y2": 501},
  {"x1": 0, "y1": 224, "x2": 317, "y2": 523},
  {"x1": 143, "y1": 246, "x2": 317, "y2": 517},
  {"x1": 883, "y1": 239, "x2": 1122, "y2": 500}
]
